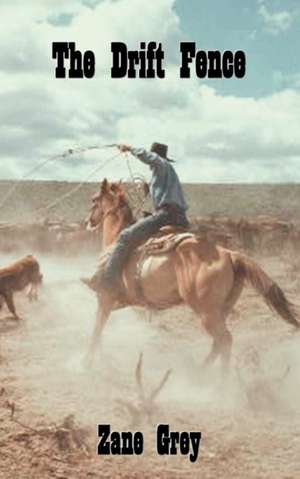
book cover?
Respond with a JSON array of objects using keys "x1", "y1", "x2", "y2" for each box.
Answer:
[{"x1": 0, "y1": 1, "x2": 299, "y2": 478}]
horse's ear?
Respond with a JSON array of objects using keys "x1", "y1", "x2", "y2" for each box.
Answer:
[
  {"x1": 111, "y1": 181, "x2": 124, "y2": 194},
  {"x1": 117, "y1": 180, "x2": 125, "y2": 193},
  {"x1": 101, "y1": 178, "x2": 108, "y2": 192},
  {"x1": 110, "y1": 183, "x2": 118, "y2": 193}
]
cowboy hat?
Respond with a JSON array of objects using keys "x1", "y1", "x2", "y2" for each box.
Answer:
[{"x1": 150, "y1": 142, "x2": 175, "y2": 163}]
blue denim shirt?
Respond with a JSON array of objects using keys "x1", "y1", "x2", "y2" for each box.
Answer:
[{"x1": 131, "y1": 148, "x2": 188, "y2": 212}]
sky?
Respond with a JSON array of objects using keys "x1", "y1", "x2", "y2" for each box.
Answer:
[{"x1": 0, "y1": 0, "x2": 299, "y2": 183}]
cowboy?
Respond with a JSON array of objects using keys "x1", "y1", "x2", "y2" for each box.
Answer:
[{"x1": 96, "y1": 142, "x2": 189, "y2": 293}]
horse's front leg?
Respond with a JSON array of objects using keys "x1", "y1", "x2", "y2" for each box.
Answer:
[
  {"x1": 86, "y1": 292, "x2": 113, "y2": 365},
  {"x1": 26, "y1": 283, "x2": 38, "y2": 302}
]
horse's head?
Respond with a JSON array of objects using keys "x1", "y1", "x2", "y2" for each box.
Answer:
[{"x1": 85, "y1": 179, "x2": 134, "y2": 232}]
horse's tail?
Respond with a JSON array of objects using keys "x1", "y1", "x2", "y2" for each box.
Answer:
[{"x1": 231, "y1": 252, "x2": 300, "y2": 329}]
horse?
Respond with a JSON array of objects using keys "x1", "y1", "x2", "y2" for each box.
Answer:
[{"x1": 82, "y1": 179, "x2": 299, "y2": 372}]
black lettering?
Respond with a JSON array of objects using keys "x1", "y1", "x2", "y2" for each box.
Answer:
[
  {"x1": 52, "y1": 42, "x2": 95, "y2": 78},
  {"x1": 180, "y1": 42, "x2": 195, "y2": 78},
  {"x1": 121, "y1": 432, "x2": 134, "y2": 454},
  {"x1": 195, "y1": 50, "x2": 207, "y2": 78},
  {"x1": 180, "y1": 432, "x2": 190, "y2": 455},
  {"x1": 156, "y1": 43, "x2": 165, "y2": 78},
  {"x1": 97, "y1": 424, "x2": 110, "y2": 455},
  {"x1": 83, "y1": 50, "x2": 95, "y2": 78},
  {"x1": 222, "y1": 50, "x2": 234, "y2": 78},
  {"x1": 189, "y1": 432, "x2": 202, "y2": 463},
  {"x1": 128, "y1": 50, "x2": 139, "y2": 78},
  {"x1": 146, "y1": 41, "x2": 156, "y2": 78},
  {"x1": 133, "y1": 432, "x2": 144, "y2": 455},
  {"x1": 69, "y1": 42, "x2": 83, "y2": 78},
  {"x1": 111, "y1": 42, "x2": 128, "y2": 78},
  {"x1": 179, "y1": 45, "x2": 246, "y2": 80},
  {"x1": 235, "y1": 50, "x2": 246, "y2": 78},
  {"x1": 139, "y1": 42, "x2": 146, "y2": 78},
  {"x1": 155, "y1": 43, "x2": 165, "y2": 78},
  {"x1": 169, "y1": 431, "x2": 179, "y2": 455},
  {"x1": 207, "y1": 50, "x2": 222, "y2": 78},
  {"x1": 157, "y1": 424, "x2": 170, "y2": 455},
  {"x1": 52, "y1": 42, "x2": 69, "y2": 78},
  {"x1": 111, "y1": 41, "x2": 165, "y2": 79},
  {"x1": 111, "y1": 432, "x2": 121, "y2": 455}
]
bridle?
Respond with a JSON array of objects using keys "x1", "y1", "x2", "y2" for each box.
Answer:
[{"x1": 89, "y1": 195, "x2": 134, "y2": 230}]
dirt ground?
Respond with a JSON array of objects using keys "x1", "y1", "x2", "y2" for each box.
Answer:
[{"x1": 0, "y1": 250, "x2": 300, "y2": 478}]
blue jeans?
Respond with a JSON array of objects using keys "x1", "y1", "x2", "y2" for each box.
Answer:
[{"x1": 103, "y1": 207, "x2": 189, "y2": 284}]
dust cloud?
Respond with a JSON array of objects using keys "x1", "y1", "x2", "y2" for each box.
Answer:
[{"x1": 1, "y1": 251, "x2": 300, "y2": 477}]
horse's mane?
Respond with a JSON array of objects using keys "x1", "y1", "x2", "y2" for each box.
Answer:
[
  {"x1": 110, "y1": 182, "x2": 136, "y2": 225},
  {"x1": 0, "y1": 255, "x2": 39, "y2": 278}
]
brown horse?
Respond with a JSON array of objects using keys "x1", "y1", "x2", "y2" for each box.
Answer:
[{"x1": 83, "y1": 179, "x2": 299, "y2": 372}]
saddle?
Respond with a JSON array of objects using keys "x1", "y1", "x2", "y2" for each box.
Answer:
[
  {"x1": 93, "y1": 226, "x2": 193, "y2": 277},
  {"x1": 86, "y1": 226, "x2": 196, "y2": 308},
  {"x1": 140, "y1": 226, "x2": 193, "y2": 256}
]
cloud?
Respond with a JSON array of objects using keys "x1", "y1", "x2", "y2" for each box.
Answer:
[
  {"x1": 0, "y1": 0, "x2": 300, "y2": 184},
  {"x1": 258, "y1": 2, "x2": 295, "y2": 35}
]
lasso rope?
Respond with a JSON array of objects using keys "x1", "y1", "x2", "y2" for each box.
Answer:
[
  {"x1": 0, "y1": 144, "x2": 148, "y2": 222},
  {"x1": 124, "y1": 152, "x2": 149, "y2": 217},
  {"x1": 0, "y1": 144, "x2": 117, "y2": 212},
  {"x1": 33, "y1": 151, "x2": 122, "y2": 218}
]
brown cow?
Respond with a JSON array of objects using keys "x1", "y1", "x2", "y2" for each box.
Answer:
[{"x1": 0, "y1": 255, "x2": 43, "y2": 320}]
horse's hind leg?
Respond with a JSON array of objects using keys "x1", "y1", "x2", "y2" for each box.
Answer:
[
  {"x1": 201, "y1": 310, "x2": 232, "y2": 376},
  {"x1": 201, "y1": 274, "x2": 244, "y2": 374},
  {"x1": 204, "y1": 274, "x2": 244, "y2": 375},
  {"x1": 224, "y1": 272, "x2": 244, "y2": 318}
]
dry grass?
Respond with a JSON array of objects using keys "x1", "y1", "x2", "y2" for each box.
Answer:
[{"x1": 1, "y1": 181, "x2": 300, "y2": 222}]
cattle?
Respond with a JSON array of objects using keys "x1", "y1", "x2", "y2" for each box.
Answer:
[{"x1": 0, "y1": 255, "x2": 42, "y2": 320}]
